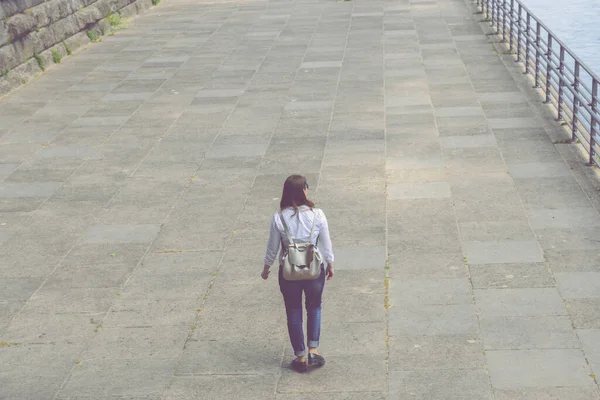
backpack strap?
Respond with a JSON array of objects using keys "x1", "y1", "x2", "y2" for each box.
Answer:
[
  {"x1": 309, "y1": 209, "x2": 317, "y2": 244},
  {"x1": 279, "y1": 211, "x2": 294, "y2": 245}
]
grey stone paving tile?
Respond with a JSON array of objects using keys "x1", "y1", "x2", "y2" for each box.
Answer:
[
  {"x1": 388, "y1": 231, "x2": 462, "y2": 255},
  {"x1": 387, "y1": 252, "x2": 467, "y2": 279},
  {"x1": 0, "y1": 300, "x2": 23, "y2": 326},
  {"x1": 0, "y1": 143, "x2": 41, "y2": 164},
  {"x1": 195, "y1": 88, "x2": 246, "y2": 98},
  {"x1": 0, "y1": 372, "x2": 67, "y2": 400},
  {"x1": 332, "y1": 246, "x2": 386, "y2": 270},
  {"x1": 387, "y1": 182, "x2": 451, "y2": 200},
  {"x1": 3, "y1": 126, "x2": 63, "y2": 144},
  {"x1": 545, "y1": 250, "x2": 600, "y2": 273},
  {"x1": 0, "y1": 164, "x2": 20, "y2": 182},
  {"x1": 554, "y1": 272, "x2": 600, "y2": 299},
  {"x1": 474, "y1": 288, "x2": 566, "y2": 318},
  {"x1": 386, "y1": 167, "x2": 446, "y2": 184},
  {"x1": 578, "y1": 329, "x2": 600, "y2": 375},
  {"x1": 514, "y1": 177, "x2": 592, "y2": 209},
  {"x1": 22, "y1": 287, "x2": 118, "y2": 314},
  {"x1": 444, "y1": 146, "x2": 508, "y2": 174},
  {"x1": 0, "y1": 239, "x2": 68, "y2": 276},
  {"x1": 59, "y1": 358, "x2": 178, "y2": 398},
  {"x1": 102, "y1": 92, "x2": 155, "y2": 102},
  {"x1": 0, "y1": 182, "x2": 63, "y2": 198},
  {"x1": 36, "y1": 145, "x2": 97, "y2": 160},
  {"x1": 315, "y1": 322, "x2": 387, "y2": 356},
  {"x1": 176, "y1": 338, "x2": 283, "y2": 375},
  {"x1": 277, "y1": 393, "x2": 385, "y2": 400},
  {"x1": 323, "y1": 291, "x2": 386, "y2": 324},
  {"x1": 194, "y1": 303, "x2": 286, "y2": 340},
  {"x1": 436, "y1": 115, "x2": 491, "y2": 136},
  {"x1": 386, "y1": 153, "x2": 445, "y2": 170},
  {"x1": 327, "y1": 270, "x2": 386, "y2": 297},
  {"x1": 439, "y1": 134, "x2": 497, "y2": 148},
  {"x1": 7, "y1": 167, "x2": 77, "y2": 186},
  {"x1": 389, "y1": 335, "x2": 484, "y2": 370},
  {"x1": 166, "y1": 375, "x2": 278, "y2": 400},
  {"x1": 463, "y1": 240, "x2": 544, "y2": 264},
  {"x1": 300, "y1": 61, "x2": 343, "y2": 68},
  {"x1": 484, "y1": 105, "x2": 539, "y2": 119},
  {"x1": 45, "y1": 263, "x2": 135, "y2": 290},
  {"x1": 71, "y1": 116, "x2": 131, "y2": 127},
  {"x1": 121, "y1": 269, "x2": 213, "y2": 300},
  {"x1": 140, "y1": 251, "x2": 221, "y2": 274},
  {"x1": 486, "y1": 349, "x2": 594, "y2": 388},
  {"x1": 83, "y1": 325, "x2": 189, "y2": 360},
  {"x1": 508, "y1": 162, "x2": 573, "y2": 178},
  {"x1": 488, "y1": 117, "x2": 544, "y2": 129},
  {"x1": 469, "y1": 263, "x2": 554, "y2": 289},
  {"x1": 528, "y1": 208, "x2": 600, "y2": 230},
  {"x1": 389, "y1": 369, "x2": 494, "y2": 400},
  {"x1": 386, "y1": 94, "x2": 431, "y2": 108},
  {"x1": 62, "y1": 243, "x2": 148, "y2": 268},
  {"x1": 458, "y1": 220, "x2": 535, "y2": 242},
  {"x1": 498, "y1": 138, "x2": 564, "y2": 163},
  {"x1": 82, "y1": 224, "x2": 161, "y2": 244},
  {"x1": 386, "y1": 112, "x2": 435, "y2": 127},
  {"x1": 536, "y1": 227, "x2": 600, "y2": 252},
  {"x1": 103, "y1": 298, "x2": 198, "y2": 327},
  {"x1": 479, "y1": 315, "x2": 579, "y2": 350},
  {"x1": 0, "y1": 277, "x2": 44, "y2": 301},
  {"x1": 390, "y1": 278, "x2": 472, "y2": 306},
  {"x1": 1, "y1": 311, "x2": 99, "y2": 344},
  {"x1": 388, "y1": 303, "x2": 478, "y2": 336},
  {"x1": 567, "y1": 299, "x2": 600, "y2": 329},
  {"x1": 0, "y1": 342, "x2": 83, "y2": 378},
  {"x1": 494, "y1": 387, "x2": 600, "y2": 400}
]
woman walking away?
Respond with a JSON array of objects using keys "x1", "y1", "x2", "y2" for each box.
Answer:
[{"x1": 262, "y1": 175, "x2": 334, "y2": 373}]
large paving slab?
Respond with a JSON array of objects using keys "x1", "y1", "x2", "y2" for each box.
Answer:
[{"x1": 1, "y1": 0, "x2": 600, "y2": 398}]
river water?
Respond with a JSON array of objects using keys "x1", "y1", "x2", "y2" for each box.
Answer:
[{"x1": 520, "y1": 0, "x2": 600, "y2": 77}]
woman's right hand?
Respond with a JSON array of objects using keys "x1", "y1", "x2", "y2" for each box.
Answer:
[
  {"x1": 326, "y1": 264, "x2": 334, "y2": 280},
  {"x1": 261, "y1": 265, "x2": 271, "y2": 280}
]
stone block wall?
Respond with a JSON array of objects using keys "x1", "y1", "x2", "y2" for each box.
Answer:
[{"x1": 0, "y1": 0, "x2": 156, "y2": 95}]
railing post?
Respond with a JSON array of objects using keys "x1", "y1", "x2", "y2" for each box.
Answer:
[
  {"x1": 557, "y1": 46, "x2": 565, "y2": 120},
  {"x1": 534, "y1": 22, "x2": 541, "y2": 87},
  {"x1": 590, "y1": 80, "x2": 598, "y2": 165},
  {"x1": 509, "y1": 0, "x2": 515, "y2": 52},
  {"x1": 524, "y1": 13, "x2": 531, "y2": 74},
  {"x1": 497, "y1": 0, "x2": 502, "y2": 33},
  {"x1": 544, "y1": 34, "x2": 552, "y2": 103},
  {"x1": 572, "y1": 61, "x2": 580, "y2": 141},
  {"x1": 491, "y1": 0, "x2": 496, "y2": 27},
  {"x1": 516, "y1": 4, "x2": 522, "y2": 61},
  {"x1": 502, "y1": 0, "x2": 507, "y2": 43}
]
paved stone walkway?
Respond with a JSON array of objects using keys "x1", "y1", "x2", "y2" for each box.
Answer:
[{"x1": 1, "y1": 0, "x2": 600, "y2": 398}]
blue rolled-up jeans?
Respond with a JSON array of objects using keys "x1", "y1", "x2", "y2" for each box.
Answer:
[{"x1": 279, "y1": 265, "x2": 325, "y2": 357}]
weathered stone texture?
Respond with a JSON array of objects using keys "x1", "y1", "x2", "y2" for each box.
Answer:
[{"x1": 0, "y1": 0, "x2": 152, "y2": 94}]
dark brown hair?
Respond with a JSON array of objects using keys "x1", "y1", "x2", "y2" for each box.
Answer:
[{"x1": 280, "y1": 175, "x2": 314, "y2": 211}]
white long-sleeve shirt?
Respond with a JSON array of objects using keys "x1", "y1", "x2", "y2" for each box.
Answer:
[{"x1": 264, "y1": 205, "x2": 334, "y2": 266}]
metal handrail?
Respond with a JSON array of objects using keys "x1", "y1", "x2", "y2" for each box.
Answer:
[{"x1": 475, "y1": 0, "x2": 600, "y2": 167}]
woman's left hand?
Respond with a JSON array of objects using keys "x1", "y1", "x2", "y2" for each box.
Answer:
[{"x1": 261, "y1": 265, "x2": 271, "y2": 280}]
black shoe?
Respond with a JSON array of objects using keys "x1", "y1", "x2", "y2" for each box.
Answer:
[
  {"x1": 308, "y1": 353, "x2": 325, "y2": 368},
  {"x1": 292, "y1": 358, "x2": 308, "y2": 373}
]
